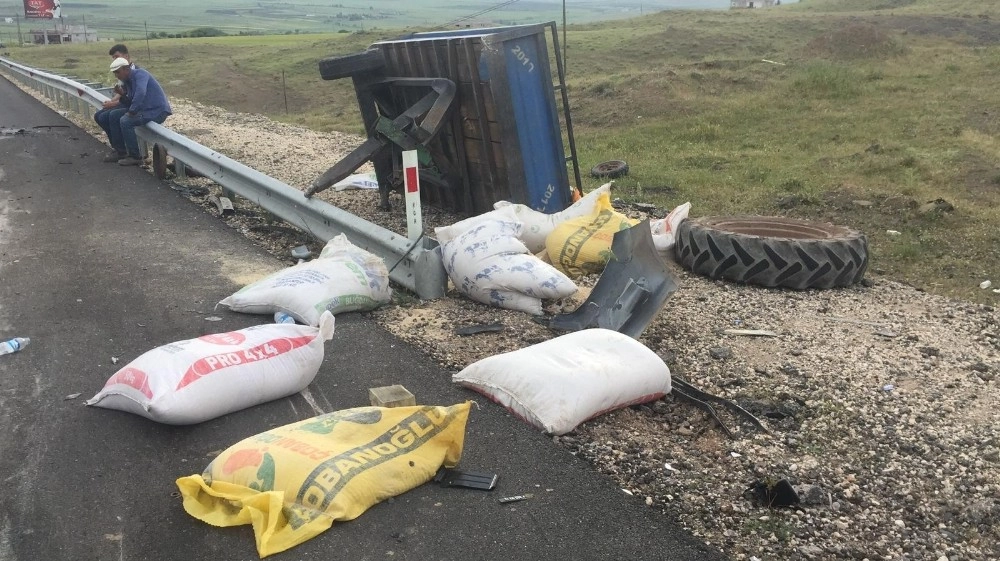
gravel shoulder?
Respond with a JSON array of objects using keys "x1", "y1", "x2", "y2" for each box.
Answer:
[{"x1": 29, "y1": 92, "x2": 1000, "y2": 561}]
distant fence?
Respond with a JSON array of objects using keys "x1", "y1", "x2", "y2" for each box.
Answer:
[{"x1": 0, "y1": 57, "x2": 448, "y2": 300}]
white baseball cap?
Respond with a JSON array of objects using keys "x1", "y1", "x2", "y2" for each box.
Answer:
[{"x1": 110, "y1": 57, "x2": 129, "y2": 72}]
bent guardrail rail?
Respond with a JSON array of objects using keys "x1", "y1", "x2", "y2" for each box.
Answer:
[{"x1": 0, "y1": 57, "x2": 447, "y2": 300}]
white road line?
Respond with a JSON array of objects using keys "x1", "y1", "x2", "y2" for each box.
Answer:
[
  {"x1": 299, "y1": 387, "x2": 326, "y2": 416},
  {"x1": 0, "y1": 514, "x2": 14, "y2": 561}
]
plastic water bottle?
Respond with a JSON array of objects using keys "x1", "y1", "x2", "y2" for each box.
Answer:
[
  {"x1": 0, "y1": 337, "x2": 30, "y2": 356},
  {"x1": 274, "y1": 312, "x2": 296, "y2": 324}
]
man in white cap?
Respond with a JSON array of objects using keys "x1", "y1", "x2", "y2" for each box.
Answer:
[
  {"x1": 109, "y1": 57, "x2": 172, "y2": 166},
  {"x1": 95, "y1": 44, "x2": 133, "y2": 162}
]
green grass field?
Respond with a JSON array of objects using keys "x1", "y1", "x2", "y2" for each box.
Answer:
[{"x1": 5, "y1": 0, "x2": 1000, "y2": 303}]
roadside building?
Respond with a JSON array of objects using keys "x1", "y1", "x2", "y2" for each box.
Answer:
[
  {"x1": 731, "y1": 0, "x2": 778, "y2": 7},
  {"x1": 29, "y1": 23, "x2": 97, "y2": 44}
]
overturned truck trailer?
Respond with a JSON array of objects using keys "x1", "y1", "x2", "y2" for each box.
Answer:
[{"x1": 309, "y1": 22, "x2": 582, "y2": 216}]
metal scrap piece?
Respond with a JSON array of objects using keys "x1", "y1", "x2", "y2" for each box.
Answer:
[{"x1": 541, "y1": 219, "x2": 678, "y2": 339}]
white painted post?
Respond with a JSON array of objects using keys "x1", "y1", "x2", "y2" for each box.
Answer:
[{"x1": 403, "y1": 150, "x2": 422, "y2": 240}]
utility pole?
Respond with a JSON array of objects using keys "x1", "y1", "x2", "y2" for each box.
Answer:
[
  {"x1": 15, "y1": 14, "x2": 22, "y2": 46},
  {"x1": 144, "y1": 21, "x2": 150, "y2": 60},
  {"x1": 562, "y1": 0, "x2": 567, "y2": 70},
  {"x1": 83, "y1": 14, "x2": 88, "y2": 43}
]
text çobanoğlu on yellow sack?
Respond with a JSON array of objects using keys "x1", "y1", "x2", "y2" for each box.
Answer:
[
  {"x1": 176, "y1": 402, "x2": 472, "y2": 557},
  {"x1": 545, "y1": 192, "x2": 639, "y2": 278}
]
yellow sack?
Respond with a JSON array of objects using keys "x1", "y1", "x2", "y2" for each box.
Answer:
[
  {"x1": 545, "y1": 192, "x2": 639, "y2": 277},
  {"x1": 176, "y1": 402, "x2": 471, "y2": 557}
]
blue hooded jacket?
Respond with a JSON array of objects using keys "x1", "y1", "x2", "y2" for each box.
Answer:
[{"x1": 125, "y1": 67, "x2": 172, "y2": 121}]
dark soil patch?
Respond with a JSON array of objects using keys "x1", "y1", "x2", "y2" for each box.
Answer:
[
  {"x1": 805, "y1": 15, "x2": 1000, "y2": 61},
  {"x1": 967, "y1": 107, "x2": 1000, "y2": 137},
  {"x1": 806, "y1": 24, "x2": 908, "y2": 60},
  {"x1": 774, "y1": 184, "x2": 918, "y2": 236},
  {"x1": 953, "y1": 152, "x2": 1000, "y2": 204},
  {"x1": 208, "y1": 62, "x2": 305, "y2": 116},
  {"x1": 880, "y1": 14, "x2": 1000, "y2": 46}
]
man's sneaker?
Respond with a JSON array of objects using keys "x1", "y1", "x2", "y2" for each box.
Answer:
[
  {"x1": 103, "y1": 151, "x2": 125, "y2": 163},
  {"x1": 118, "y1": 157, "x2": 142, "y2": 166}
]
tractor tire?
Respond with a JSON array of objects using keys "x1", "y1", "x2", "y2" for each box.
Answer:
[
  {"x1": 674, "y1": 216, "x2": 868, "y2": 290},
  {"x1": 590, "y1": 159, "x2": 629, "y2": 179}
]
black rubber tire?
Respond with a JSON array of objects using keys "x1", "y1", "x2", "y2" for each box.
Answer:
[
  {"x1": 590, "y1": 160, "x2": 629, "y2": 179},
  {"x1": 318, "y1": 49, "x2": 384, "y2": 81},
  {"x1": 674, "y1": 216, "x2": 868, "y2": 290}
]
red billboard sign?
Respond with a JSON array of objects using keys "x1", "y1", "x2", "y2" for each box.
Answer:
[{"x1": 24, "y1": 0, "x2": 61, "y2": 19}]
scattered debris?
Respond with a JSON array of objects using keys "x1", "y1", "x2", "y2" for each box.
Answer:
[
  {"x1": 369, "y1": 384, "x2": 416, "y2": 408},
  {"x1": 744, "y1": 478, "x2": 800, "y2": 508},
  {"x1": 208, "y1": 195, "x2": 235, "y2": 216},
  {"x1": 204, "y1": 316, "x2": 223, "y2": 322},
  {"x1": 170, "y1": 182, "x2": 210, "y2": 197},
  {"x1": 63, "y1": 393, "x2": 82, "y2": 401},
  {"x1": 886, "y1": 230, "x2": 902, "y2": 236},
  {"x1": 168, "y1": 160, "x2": 205, "y2": 178},
  {"x1": 709, "y1": 347, "x2": 733, "y2": 360},
  {"x1": 274, "y1": 311, "x2": 296, "y2": 324},
  {"x1": 590, "y1": 159, "x2": 629, "y2": 179},
  {"x1": 434, "y1": 468, "x2": 497, "y2": 490},
  {"x1": 980, "y1": 280, "x2": 992, "y2": 290},
  {"x1": 794, "y1": 484, "x2": 832, "y2": 506},
  {"x1": 498, "y1": 494, "x2": 533, "y2": 503},
  {"x1": 820, "y1": 316, "x2": 888, "y2": 328},
  {"x1": 541, "y1": 220, "x2": 678, "y2": 338},
  {"x1": 290, "y1": 245, "x2": 311, "y2": 260},
  {"x1": 671, "y1": 377, "x2": 770, "y2": 438},
  {"x1": 455, "y1": 323, "x2": 504, "y2": 336},
  {"x1": 0, "y1": 336, "x2": 30, "y2": 356},
  {"x1": 918, "y1": 198, "x2": 954, "y2": 215},
  {"x1": 723, "y1": 329, "x2": 778, "y2": 337},
  {"x1": 919, "y1": 346, "x2": 940, "y2": 358}
]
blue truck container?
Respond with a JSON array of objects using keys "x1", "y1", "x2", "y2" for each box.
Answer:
[{"x1": 318, "y1": 22, "x2": 582, "y2": 216}]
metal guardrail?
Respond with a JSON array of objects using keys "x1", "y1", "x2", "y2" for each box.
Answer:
[{"x1": 0, "y1": 57, "x2": 448, "y2": 300}]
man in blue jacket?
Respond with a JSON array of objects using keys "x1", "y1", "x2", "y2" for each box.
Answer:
[{"x1": 109, "y1": 57, "x2": 172, "y2": 166}]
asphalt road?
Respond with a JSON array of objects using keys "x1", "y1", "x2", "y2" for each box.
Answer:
[{"x1": 0, "y1": 74, "x2": 726, "y2": 561}]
